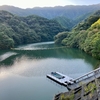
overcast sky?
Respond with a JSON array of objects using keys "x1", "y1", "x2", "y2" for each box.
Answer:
[{"x1": 0, "y1": 0, "x2": 100, "y2": 8}]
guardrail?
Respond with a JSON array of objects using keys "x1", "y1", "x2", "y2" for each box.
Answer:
[{"x1": 74, "y1": 67, "x2": 100, "y2": 83}]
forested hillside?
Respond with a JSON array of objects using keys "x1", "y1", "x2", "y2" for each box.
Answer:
[
  {"x1": 53, "y1": 16, "x2": 74, "y2": 30},
  {"x1": 0, "y1": 11, "x2": 65, "y2": 49},
  {"x1": 0, "y1": 4, "x2": 100, "y2": 29},
  {"x1": 0, "y1": 4, "x2": 100, "y2": 19},
  {"x1": 55, "y1": 10, "x2": 100, "y2": 59}
]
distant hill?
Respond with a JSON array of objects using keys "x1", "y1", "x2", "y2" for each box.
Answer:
[
  {"x1": 53, "y1": 16, "x2": 74, "y2": 29},
  {"x1": 0, "y1": 4, "x2": 100, "y2": 29},
  {"x1": 53, "y1": 13, "x2": 91, "y2": 30},
  {"x1": 0, "y1": 4, "x2": 100, "y2": 19},
  {"x1": 0, "y1": 11, "x2": 65, "y2": 49},
  {"x1": 54, "y1": 10, "x2": 100, "y2": 59}
]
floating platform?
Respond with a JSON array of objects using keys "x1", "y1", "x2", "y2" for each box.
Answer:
[{"x1": 46, "y1": 72, "x2": 75, "y2": 86}]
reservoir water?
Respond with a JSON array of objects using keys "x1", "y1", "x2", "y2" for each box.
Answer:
[{"x1": 0, "y1": 42, "x2": 99, "y2": 100}]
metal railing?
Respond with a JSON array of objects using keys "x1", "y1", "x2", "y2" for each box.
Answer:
[{"x1": 74, "y1": 67, "x2": 100, "y2": 83}]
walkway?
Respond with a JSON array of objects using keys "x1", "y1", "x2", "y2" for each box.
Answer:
[{"x1": 54, "y1": 67, "x2": 100, "y2": 100}]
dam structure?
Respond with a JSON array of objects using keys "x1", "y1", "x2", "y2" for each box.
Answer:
[{"x1": 53, "y1": 67, "x2": 100, "y2": 100}]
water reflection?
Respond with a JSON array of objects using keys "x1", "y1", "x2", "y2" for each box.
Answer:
[
  {"x1": 0, "y1": 56, "x2": 90, "y2": 78},
  {"x1": 16, "y1": 41, "x2": 55, "y2": 50},
  {"x1": 0, "y1": 52, "x2": 17, "y2": 62},
  {"x1": 0, "y1": 42, "x2": 99, "y2": 100}
]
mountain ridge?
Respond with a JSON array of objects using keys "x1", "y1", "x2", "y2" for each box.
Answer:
[
  {"x1": 1, "y1": 4, "x2": 100, "y2": 29},
  {"x1": 0, "y1": 10, "x2": 65, "y2": 49},
  {"x1": 0, "y1": 4, "x2": 100, "y2": 19},
  {"x1": 54, "y1": 10, "x2": 100, "y2": 59}
]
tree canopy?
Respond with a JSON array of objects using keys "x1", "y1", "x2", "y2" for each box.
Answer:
[
  {"x1": 55, "y1": 10, "x2": 100, "y2": 59},
  {"x1": 0, "y1": 10, "x2": 66, "y2": 49}
]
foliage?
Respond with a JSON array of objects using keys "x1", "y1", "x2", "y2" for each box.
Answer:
[
  {"x1": 0, "y1": 32, "x2": 14, "y2": 49},
  {"x1": 53, "y1": 16, "x2": 74, "y2": 30},
  {"x1": 84, "y1": 82, "x2": 96, "y2": 94},
  {"x1": 55, "y1": 10, "x2": 100, "y2": 59},
  {"x1": 60, "y1": 93, "x2": 74, "y2": 100},
  {"x1": 0, "y1": 10, "x2": 65, "y2": 49},
  {"x1": 0, "y1": 5, "x2": 100, "y2": 30},
  {"x1": 54, "y1": 32, "x2": 68, "y2": 44}
]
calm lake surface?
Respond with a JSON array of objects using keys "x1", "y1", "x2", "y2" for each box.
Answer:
[{"x1": 0, "y1": 42, "x2": 99, "y2": 100}]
